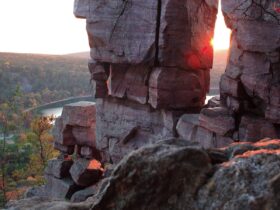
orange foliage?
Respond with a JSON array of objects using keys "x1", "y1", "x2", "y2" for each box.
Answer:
[{"x1": 88, "y1": 159, "x2": 103, "y2": 171}]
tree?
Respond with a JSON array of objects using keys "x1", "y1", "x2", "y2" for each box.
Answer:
[
  {"x1": 29, "y1": 116, "x2": 56, "y2": 167},
  {"x1": 0, "y1": 86, "x2": 23, "y2": 206}
]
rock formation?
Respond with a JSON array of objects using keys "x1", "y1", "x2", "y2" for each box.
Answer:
[
  {"x1": 7, "y1": 0, "x2": 280, "y2": 208},
  {"x1": 43, "y1": 101, "x2": 104, "y2": 201},
  {"x1": 177, "y1": 0, "x2": 280, "y2": 147},
  {"x1": 74, "y1": 0, "x2": 218, "y2": 163}
]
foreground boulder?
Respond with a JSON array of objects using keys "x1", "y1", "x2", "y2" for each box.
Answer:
[
  {"x1": 6, "y1": 139, "x2": 280, "y2": 210},
  {"x1": 90, "y1": 139, "x2": 211, "y2": 210}
]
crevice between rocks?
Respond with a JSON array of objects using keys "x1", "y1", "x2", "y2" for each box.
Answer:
[{"x1": 154, "y1": 0, "x2": 162, "y2": 67}]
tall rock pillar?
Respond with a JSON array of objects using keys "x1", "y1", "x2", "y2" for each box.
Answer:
[{"x1": 74, "y1": 0, "x2": 218, "y2": 163}]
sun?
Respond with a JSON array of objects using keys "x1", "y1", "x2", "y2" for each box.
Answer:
[{"x1": 212, "y1": 2, "x2": 231, "y2": 51}]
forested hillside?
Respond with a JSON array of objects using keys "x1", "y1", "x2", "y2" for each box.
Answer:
[{"x1": 0, "y1": 52, "x2": 91, "y2": 108}]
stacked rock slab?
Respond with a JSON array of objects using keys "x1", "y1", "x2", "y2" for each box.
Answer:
[
  {"x1": 44, "y1": 101, "x2": 103, "y2": 200},
  {"x1": 177, "y1": 1, "x2": 280, "y2": 147},
  {"x1": 74, "y1": 0, "x2": 218, "y2": 162}
]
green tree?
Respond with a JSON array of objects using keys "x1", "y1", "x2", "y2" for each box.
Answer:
[{"x1": 0, "y1": 86, "x2": 23, "y2": 206}]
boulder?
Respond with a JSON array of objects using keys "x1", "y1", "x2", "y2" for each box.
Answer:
[
  {"x1": 193, "y1": 126, "x2": 215, "y2": 148},
  {"x1": 220, "y1": 74, "x2": 244, "y2": 98},
  {"x1": 70, "y1": 159, "x2": 103, "y2": 187},
  {"x1": 71, "y1": 184, "x2": 99, "y2": 203},
  {"x1": 265, "y1": 106, "x2": 280, "y2": 124},
  {"x1": 207, "y1": 96, "x2": 220, "y2": 108},
  {"x1": 198, "y1": 140, "x2": 280, "y2": 210},
  {"x1": 44, "y1": 175, "x2": 83, "y2": 199},
  {"x1": 53, "y1": 142, "x2": 75, "y2": 155},
  {"x1": 148, "y1": 67, "x2": 206, "y2": 109},
  {"x1": 90, "y1": 139, "x2": 212, "y2": 210},
  {"x1": 72, "y1": 126, "x2": 96, "y2": 147},
  {"x1": 45, "y1": 158, "x2": 73, "y2": 179},
  {"x1": 61, "y1": 101, "x2": 96, "y2": 127},
  {"x1": 53, "y1": 118, "x2": 75, "y2": 146},
  {"x1": 238, "y1": 115, "x2": 278, "y2": 142},
  {"x1": 199, "y1": 107, "x2": 235, "y2": 136},
  {"x1": 176, "y1": 114, "x2": 199, "y2": 141}
]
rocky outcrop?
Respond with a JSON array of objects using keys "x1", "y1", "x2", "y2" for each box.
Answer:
[
  {"x1": 73, "y1": 0, "x2": 218, "y2": 164},
  {"x1": 40, "y1": 102, "x2": 104, "y2": 201},
  {"x1": 8, "y1": 139, "x2": 280, "y2": 210},
  {"x1": 177, "y1": 1, "x2": 280, "y2": 146}
]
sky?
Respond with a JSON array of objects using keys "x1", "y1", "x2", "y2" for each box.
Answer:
[
  {"x1": 0, "y1": 0, "x2": 88, "y2": 55},
  {"x1": 0, "y1": 0, "x2": 230, "y2": 55},
  {"x1": 213, "y1": 1, "x2": 231, "y2": 50}
]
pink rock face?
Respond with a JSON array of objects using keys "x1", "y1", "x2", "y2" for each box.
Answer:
[
  {"x1": 108, "y1": 64, "x2": 150, "y2": 104},
  {"x1": 199, "y1": 107, "x2": 235, "y2": 136},
  {"x1": 148, "y1": 67, "x2": 207, "y2": 109},
  {"x1": 62, "y1": 101, "x2": 96, "y2": 127},
  {"x1": 159, "y1": 0, "x2": 217, "y2": 70},
  {"x1": 238, "y1": 115, "x2": 278, "y2": 142}
]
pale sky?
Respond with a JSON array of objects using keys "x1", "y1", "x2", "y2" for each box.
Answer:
[
  {"x1": 0, "y1": 0, "x2": 88, "y2": 55},
  {"x1": 0, "y1": 0, "x2": 230, "y2": 55}
]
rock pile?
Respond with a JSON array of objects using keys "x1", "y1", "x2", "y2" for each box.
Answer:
[
  {"x1": 74, "y1": 0, "x2": 218, "y2": 163},
  {"x1": 177, "y1": 1, "x2": 280, "y2": 146},
  {"x1": 44, "y1": 101, "x2": 104, "y2": 201}
]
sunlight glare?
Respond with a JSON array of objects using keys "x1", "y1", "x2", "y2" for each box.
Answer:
[{"x1": 212, "y1": 2, "x2": 231, "y2": 51}]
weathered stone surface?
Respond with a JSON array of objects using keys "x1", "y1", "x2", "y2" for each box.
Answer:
[
  {"x1": 61, "y1": 101, "x2": 96, "y2": 127},
  {"x1": 265, "y1": 106, "x2": 280, "y2": 124},
  {"x1": 220, "y1": 74, "x2": 244, "y2": 98},
  {"x1": 222, "y1": 0, "x2": 280, "y2": 26},
  {"x1": 241, "y1": 74, "x2": 272, "y2": 103},
  {"x1": 72, "y1": 126, "x2": 96, "y2": 147},
  {"x1": 6, "y1": 196, "x2": 90, "y2": 210},
  {"x1": 70, "y1": 159, "x2": 103, "y2": 187},
  {"x1": 90, "y1": 139, "x2": 212, "y2": 210},
  {"x1": 193, "y1": 126, "x2": 215, "y2": 148},
  {"x1": 176, "y1": 114, "x2": 199, "y2": 141},
  {"x1": 9, "y1": 140, "x2": 280, "y2": 210},
  {"x1": 270, "y1": 84, "x2": 280, "y2": 107},
  {"x1": 71, "y1": 184, "x2": 99, "y2": 203},
  {"x1": 215, "y1": 135, "x2": 234, "y2": 148},
  {"x1": 86, "y1": 0, "x2": 158, "y2": 64},
  {"x1": 198, "y1": 140, "x2": 280, "y2": 210},
  {"x1": 240, "y1": 51, "x2": 270, "y2": 75},
  {"x1": 95, "y1": 97, "x2": 182, "y2": 163},
  {"x1": 88, "y1": 60, "x2": 109, "y2": 98},
  {"x1": 199, "y1": 107, "x2": 235, "y2": 136},
  {"x1": 207, "y1": 95, "x2": 220, "y2": 108},
  {"x1": 226, "y1": 96, "x2": 242, "y2": 112},
  {"x1": 236, "y1": 20, "x2": 280, "y2": 52},
  {"x1": 45, "y1": 158, "x2": 73, "y2": 179},
  {"x1": 148, "y1": 67, "x2": 206, "y2": 109},
  {"x1": 53, "y1": 142, "x2": 75, "y2": 155},
  {"x1": 224, "y1": 138, "x2": 280, "y2": 158},
  {"x1": 108, "y1": 64, "x2": 150, "y2": 104},
  {"x1": 80, "y1": 146, "x2": 94, "y2": 159},
  {"x1": 53, "y1": 118, "x2": 75, "y2": 146},
  {"x1": 74, "y1": 0, "x2": 90, "y2": 19},
  {"x1": 159, "y1": 0, "x2": 218, "y2": 70},
  {"x1": 44, "y1": 175, "x2": 82, "y2": 199},
  {"x1": 239, "y1": 115, "x2": 278, "y2": 142}
]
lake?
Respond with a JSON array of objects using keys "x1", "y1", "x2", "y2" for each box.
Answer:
[{"x1": 39, "y1": 95, "x2": 217, "y2": 118}]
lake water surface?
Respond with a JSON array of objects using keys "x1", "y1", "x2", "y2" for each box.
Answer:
[{"x1": 40, "y1": 95, "x2": 217, "y2": 118}]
